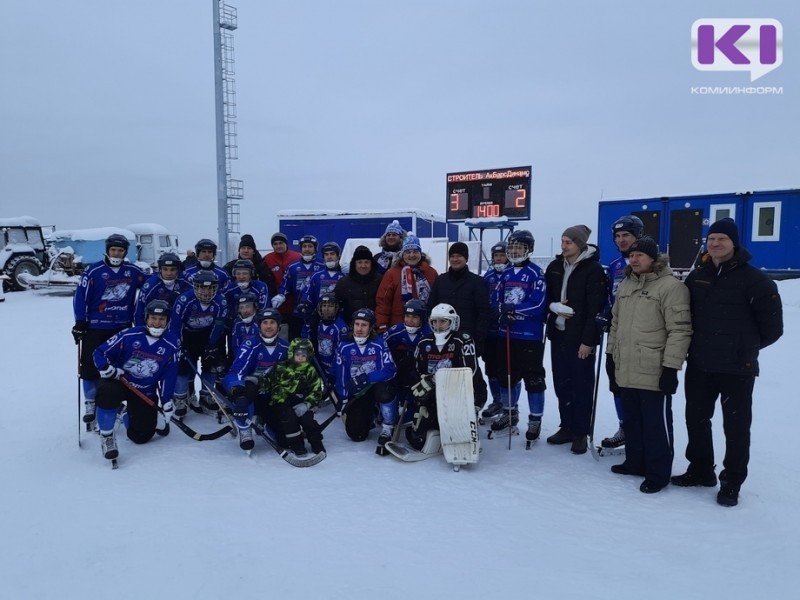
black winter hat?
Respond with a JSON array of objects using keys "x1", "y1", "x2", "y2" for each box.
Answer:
[
  {"x1": 239, "y1": 234, "x2": 256, "y2": 250},
  {"x1": 628, "y1": 235, "x2": 659, "y2": 260},
  {"x1": 352, "y1": 245, "x2": 373, "y2": 262},
  {"x1": 449, "y1": 242, "x2": 469, "y2": 260},
  {"x1": 707, "y1": 218, "x2": 740, "y2": 248}
]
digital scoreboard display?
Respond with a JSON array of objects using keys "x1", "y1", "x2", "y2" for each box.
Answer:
[{"x1": 446, "y1": 166, "x2": 532, "y2": 221}]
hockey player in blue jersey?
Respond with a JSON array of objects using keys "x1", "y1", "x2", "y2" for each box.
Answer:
[
  {"x1": 72, "y1": 234, "x2": 147, "y2": 429},
  {"x1": 91, "y1": 300, "x2": 181, "y2": 463},
  {"x1": 169, "y1": 270, "x2": 229, "y2": 417},
  {"x1": 226, "y1": 259, "x2": 270, "y2": 312},
  {"x1": 133, "y1": 252, "x2": 187, "y2": 326},
  {"x1": 311, "y1": 293, "x2": 349, "y2": 386},
  {"x1": 182, "y1": 238, "x2": 231, "y2": 292},
  {"x1": 382, "y1": 299, "x2": 432, "y2": 450},
  {"x1": 596, "y1": 215, "x2": 644, "y2": 450},
  {"x1": 335, "y1": 308, "x2": 397, "y2": 443},
  {"x1": 482, "y1": 241, "x2": 521, "y2": 420},
  {"x1": 298, "y1": 241, "x2": 345, "y2": 338},
  {"x1": 271, "y1": 234, "x2": 324, "y2": 341},
  {"x1": 489, "y1": 230, "x2": 548, "y2": 443},
  {"x1": 223, "y1": 308, "x2": 289, "y2": 450},
  {"x1": 229, "y1": 291, "x2": 260, "y2": 356}
]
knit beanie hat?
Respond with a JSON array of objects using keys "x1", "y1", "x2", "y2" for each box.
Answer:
[
  {"x1": 402, "y1": 233, "x2": 422, "y2": 253},
  {"x1": 562, "y1": 225, "x2": 591, "y2": 250},
  {"x1": 239, "y1": 234, "x2": 256, "y2": 250},
  {"x1": 628, "y1": 235, "x2": 659, "y2": 260},
  {"x1": 270, "y1": 232, "x2": 288, "y2": 245},
  {"x1": 707, "y1": 218, "x2": 740, "y2": 247},
  {"x1": 448, "y1": 242, "x2": 469, "y2": 260},
  {"x1": 384, "y1": 220, "x2": 404, "y2": 236},
  {"x1": 352, "y1": 245, "x2": 373, "y2": 261}
]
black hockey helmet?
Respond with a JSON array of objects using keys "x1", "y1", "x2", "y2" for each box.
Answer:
[
  {"x1": 611, "y1": 215, "x2": 644, "y2": 239},
  {"x1": 321, "y1": 241, "x2": 341, "y2": 256},
  {"x1": 506, "y1": 230, "x2": 534, "y2": 265},
  {"x1": 145, "y1": 299, "x2": 171, "y2": 319},
  {"x1": 193, "y1": 270, "x2": 218, "y2": 301},
  {"x1": 255, "y1": 307, "x2": 282, "y2": 325},
  {"x1": 237, "y1": 290, "x2": 259, "y2": 308},
  {"x1": 299, "y1": 234, "x2": 318, "y2": 250},
  {"x1": 157, "y1": 252, "x2": 181, "y2": 269},
  {"x1": 105, "y1": 234, "x2": 130, "y2": 254},
  {"x1": 490, "y1": 241, "x2": 508, "y2": 256},
  {"x1": 195, "y1": 238, "x2": 218, "y2": 255},
  {"x1": 318, "y1": 293, "x2": 339, "y2": 319},
  {"x1": 233, "y1": 259, "x2": 254, "y2": 275},
  {"x1": 403, "y1": 298, "x2": 427, "y2": 320},
  {"x1": 352, "y1": 307, "x2": 376, "y2": 327}
]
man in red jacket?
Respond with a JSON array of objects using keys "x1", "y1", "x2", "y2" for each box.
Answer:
[{"x1": 263, "y1": 232, "x2": 302, "y2": 329}]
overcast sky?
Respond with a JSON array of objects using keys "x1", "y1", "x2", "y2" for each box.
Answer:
[{"x1": 2, "y1": 0, "x2": 797, "y2": 257}]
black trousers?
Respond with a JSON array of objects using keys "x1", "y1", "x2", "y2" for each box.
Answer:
[
  {"x1": 96, "y1": 379, "x2": 158, "y2": 444},
  {"x1": 80, "y1": 327, "x2": 126, "y2": 379},
  {"x1": 620, "y1": 388, "x2": 674, "y2": 486},
  {"x1": 683, "y1": 363, "x2": 755, "y2": 490},
  {"x1": 550, "y1": 341, "x2": 596, "y2": 436}
]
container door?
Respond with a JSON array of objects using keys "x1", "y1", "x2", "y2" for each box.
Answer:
[
  {"x1": 633, "y1": 210, "x2": 661, "y2": 247},
  {"x1": 668, "y1": 209, "x2": 703, "y2": 269}
]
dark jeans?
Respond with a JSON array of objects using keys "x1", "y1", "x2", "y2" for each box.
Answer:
[
  {"x1": 620, "y1": 388, "x2": 673, "y2": 486},
  {"x1": 683, "y1": 363, "x2": 755, "y2": 490},
  {"x1": 550, "y1": 341, "x2": 596, "y2": 436}
]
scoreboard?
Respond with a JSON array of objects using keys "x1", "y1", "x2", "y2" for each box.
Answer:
[{"x1": 446, "y1": 166, "x2": 532, "y2": 221}]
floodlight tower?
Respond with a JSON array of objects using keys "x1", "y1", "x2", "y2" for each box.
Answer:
[{"x1": 213, "y1": 1, "x2": 243, "y2": 264}]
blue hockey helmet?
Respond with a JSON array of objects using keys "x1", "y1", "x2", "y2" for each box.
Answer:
[
  {"x1": 195, "y1": 238, "x2": 218, "y2": 255},
  {"x1": 255, "y1": 307, "x2": 282, "y2": 325},
  {"x1": 352, "y1": 307, "x2": 376, "y2": 327},
  {"x1": 611, "y1": 215, "x2": 644, "y2": 239},
  {"x1": 105, "y1": 234, "x2": 130, "y2": 254},
  {"x1": 506, "y1": 230, "x2": 534, "y2": 265},
  {"x1": 318, "y1": 293, "x2": 339, "y2": 319}
]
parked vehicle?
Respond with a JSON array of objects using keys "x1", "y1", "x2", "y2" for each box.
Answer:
[
  {"x1": 125, "y1": 223, "x2": 181, "y2": 268},
  {"x1": 0, "y1": 216, "x2": 52, "y2": 291}
]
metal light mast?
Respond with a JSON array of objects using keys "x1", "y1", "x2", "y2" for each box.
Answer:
[{"x1": 212, "y1": 1, "x2": 242, "y2": 264}]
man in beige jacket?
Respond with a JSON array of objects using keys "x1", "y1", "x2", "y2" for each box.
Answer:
[{"x1": 606, "y1": 236, "x2": 692, "y2": 494}]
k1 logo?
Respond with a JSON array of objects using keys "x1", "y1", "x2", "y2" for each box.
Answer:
[{"x1": 691, "y1": 18, "x2": 783, "y2": 81}]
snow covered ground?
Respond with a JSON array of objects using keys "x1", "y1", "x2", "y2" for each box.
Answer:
[{"x1": 2, "y1": 282, "x2": 798, "y2": 599}]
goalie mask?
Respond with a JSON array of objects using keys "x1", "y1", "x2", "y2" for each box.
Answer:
[
  {"x1": 193, "y1": 270, "x2": 219, "y2": 303},
  {"x1": 429, "y1": 303, "x2": 460, "y2": 345},
  {"x1": 144, "y1": 299, "x2": 170, "y2": 337}
]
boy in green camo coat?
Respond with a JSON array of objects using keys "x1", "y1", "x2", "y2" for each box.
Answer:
[{"x1": 258, "y1": 338, "x2": 325, "y2": 456}]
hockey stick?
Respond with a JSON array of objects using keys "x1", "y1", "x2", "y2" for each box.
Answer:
[
  {"x1": 77, "y1": 341, "x2": 82, "y2": 448},
  {"x1": 506, "y1": 325, "x2": 513, "y2": 450},
  {"x1": 588, "y1": 332, "x2": 605, "y2": 461},
  {"x1": 186, "y1": 362, "x2": 240, "y2": 435},
  {"x1": 118, "y1": 376, "x2": 234, "y2": 441},
  {"x1": 251, "y1": 421, "x2": 326, "y2": 467}
]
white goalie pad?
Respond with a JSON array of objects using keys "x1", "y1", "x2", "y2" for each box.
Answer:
[{"x1": 435, "y1": 367, "x2": 480, "y2": 467}]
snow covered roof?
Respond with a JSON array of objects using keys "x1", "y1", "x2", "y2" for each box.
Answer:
[
  {"x1": 49, "y1": 227, "x2": 136, "y2": 242},
  {"x1": 125, "y1": 223, "x2": 171, "y2": 235},
  {"x1": 0, "y1": 216, "x2": 42, "y2": 227},
  {"x1": 278, "y1": 208, "x2": 446, "y2": 221}
]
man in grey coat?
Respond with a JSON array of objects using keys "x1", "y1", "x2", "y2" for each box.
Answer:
[{"x1": 606, "y1": 236, "x2": 692, "y2": 494}]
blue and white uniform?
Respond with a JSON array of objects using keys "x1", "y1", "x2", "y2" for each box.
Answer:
[
  {"x1": 182, "y1": 263, "x2": 231, "y2": 293},
  {"x1": 314, "y1": 316, "x2": 349, "y2": 383},
  {"x1": 134, "y1": 274, "x2": 189, "y2": 326}
]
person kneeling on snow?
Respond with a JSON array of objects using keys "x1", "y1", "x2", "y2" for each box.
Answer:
[
  {"x1": 256, "y1": 338, "x2": 325, "y2": 456},
  {"x1": 91, "y1": 300, "x2": 181, "y2": 463}
]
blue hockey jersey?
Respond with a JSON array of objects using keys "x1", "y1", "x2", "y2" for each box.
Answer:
[
  {"x1": 335, "y1": 336, "x2": 397, "y2": 400},
  {"x1": 491, "y1": 262, "x2": 547, "y2": 341},
  {"x1": 134, "y1": 274, "x2": 189, "y2": 326},
  {"x1": 223, "y1": 337, "x2": 290, "y2": 391},
  {"x1": 73, "y1": 261, "x2": 147, "y2": 329},
  {"x1": 93, "y1": 326, "x2": 181, "y2": 402},
  {"x1": 169, "y1": 289, "x2": 229, "y2": 347}
]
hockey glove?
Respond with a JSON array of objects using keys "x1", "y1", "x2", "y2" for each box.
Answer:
[
  {"x1": 346, "y1": 374, "x2": 369, "y2": 397},
  {"x1": 71, "y1": 320, "x2": 88, "y2": 345},
  {"x1": 229, "y1": 384, "x2": 246, "y2": 399},
  {"x1": 499, "y1": 302, "x2": 516, "y2": 325},
  {"x1": 605, "y1": 355, "x2": 619, "y2": 395},
  {"x1": 659, "y1": 367, "x2": 679, "y2": 395},
  {"x1": 161, "y1": 401, "x2": 175, "y2": 422},
  {"x1": 411, "y1": 375, "x2": 434, "y2": 399},
  {"x1": 595, "y1": 310, "x2": 611, "y2": 333},
  {"x1": 99, "y1": 365, "x2": 125, "y2": 380},
  {"x1": 270, "y1": 294, "x2": 285, "y2": 309}
]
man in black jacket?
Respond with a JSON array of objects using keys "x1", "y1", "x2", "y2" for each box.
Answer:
[
  {"x1": 427, "y1": 242, "x2": 490, "y2": 411},
  {"x1": 671, "y1": 218, "x2": 783, "y2": 507},
  {"x1": 545, "y1": 225, "x2": 607, "y2": 454},
  {"x1": 334, "y1": 245, "x2": 382, "y2": 320},
  {"x1": 224, "y1": 234, "x2": 277, "y2": 297}
]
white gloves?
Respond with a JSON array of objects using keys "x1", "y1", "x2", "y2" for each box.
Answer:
[
  {"x1": 100, "y1": 365, "x2": 124, "y2": 379},
  {"x1": 271, "y1": 294, "x2": 286, "y2": 309},
  {"x1": 293, "y1": 402, "x2": 310, "y2": 417}
]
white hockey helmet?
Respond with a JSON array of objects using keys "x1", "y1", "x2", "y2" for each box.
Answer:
[{"x1": 429, "y1": 303, "x2": 460, "y2": 341}]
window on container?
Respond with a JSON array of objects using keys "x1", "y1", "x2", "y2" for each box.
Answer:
[
  {"x1": 139, "y1": 234, "x2": 153, "y2": 245},
  {"x1": 710, "y1": 203, "x2": 736, "y2": 222},
  {"x1": 751, "y1": 202, "x2": 781, "y2": 242}
]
